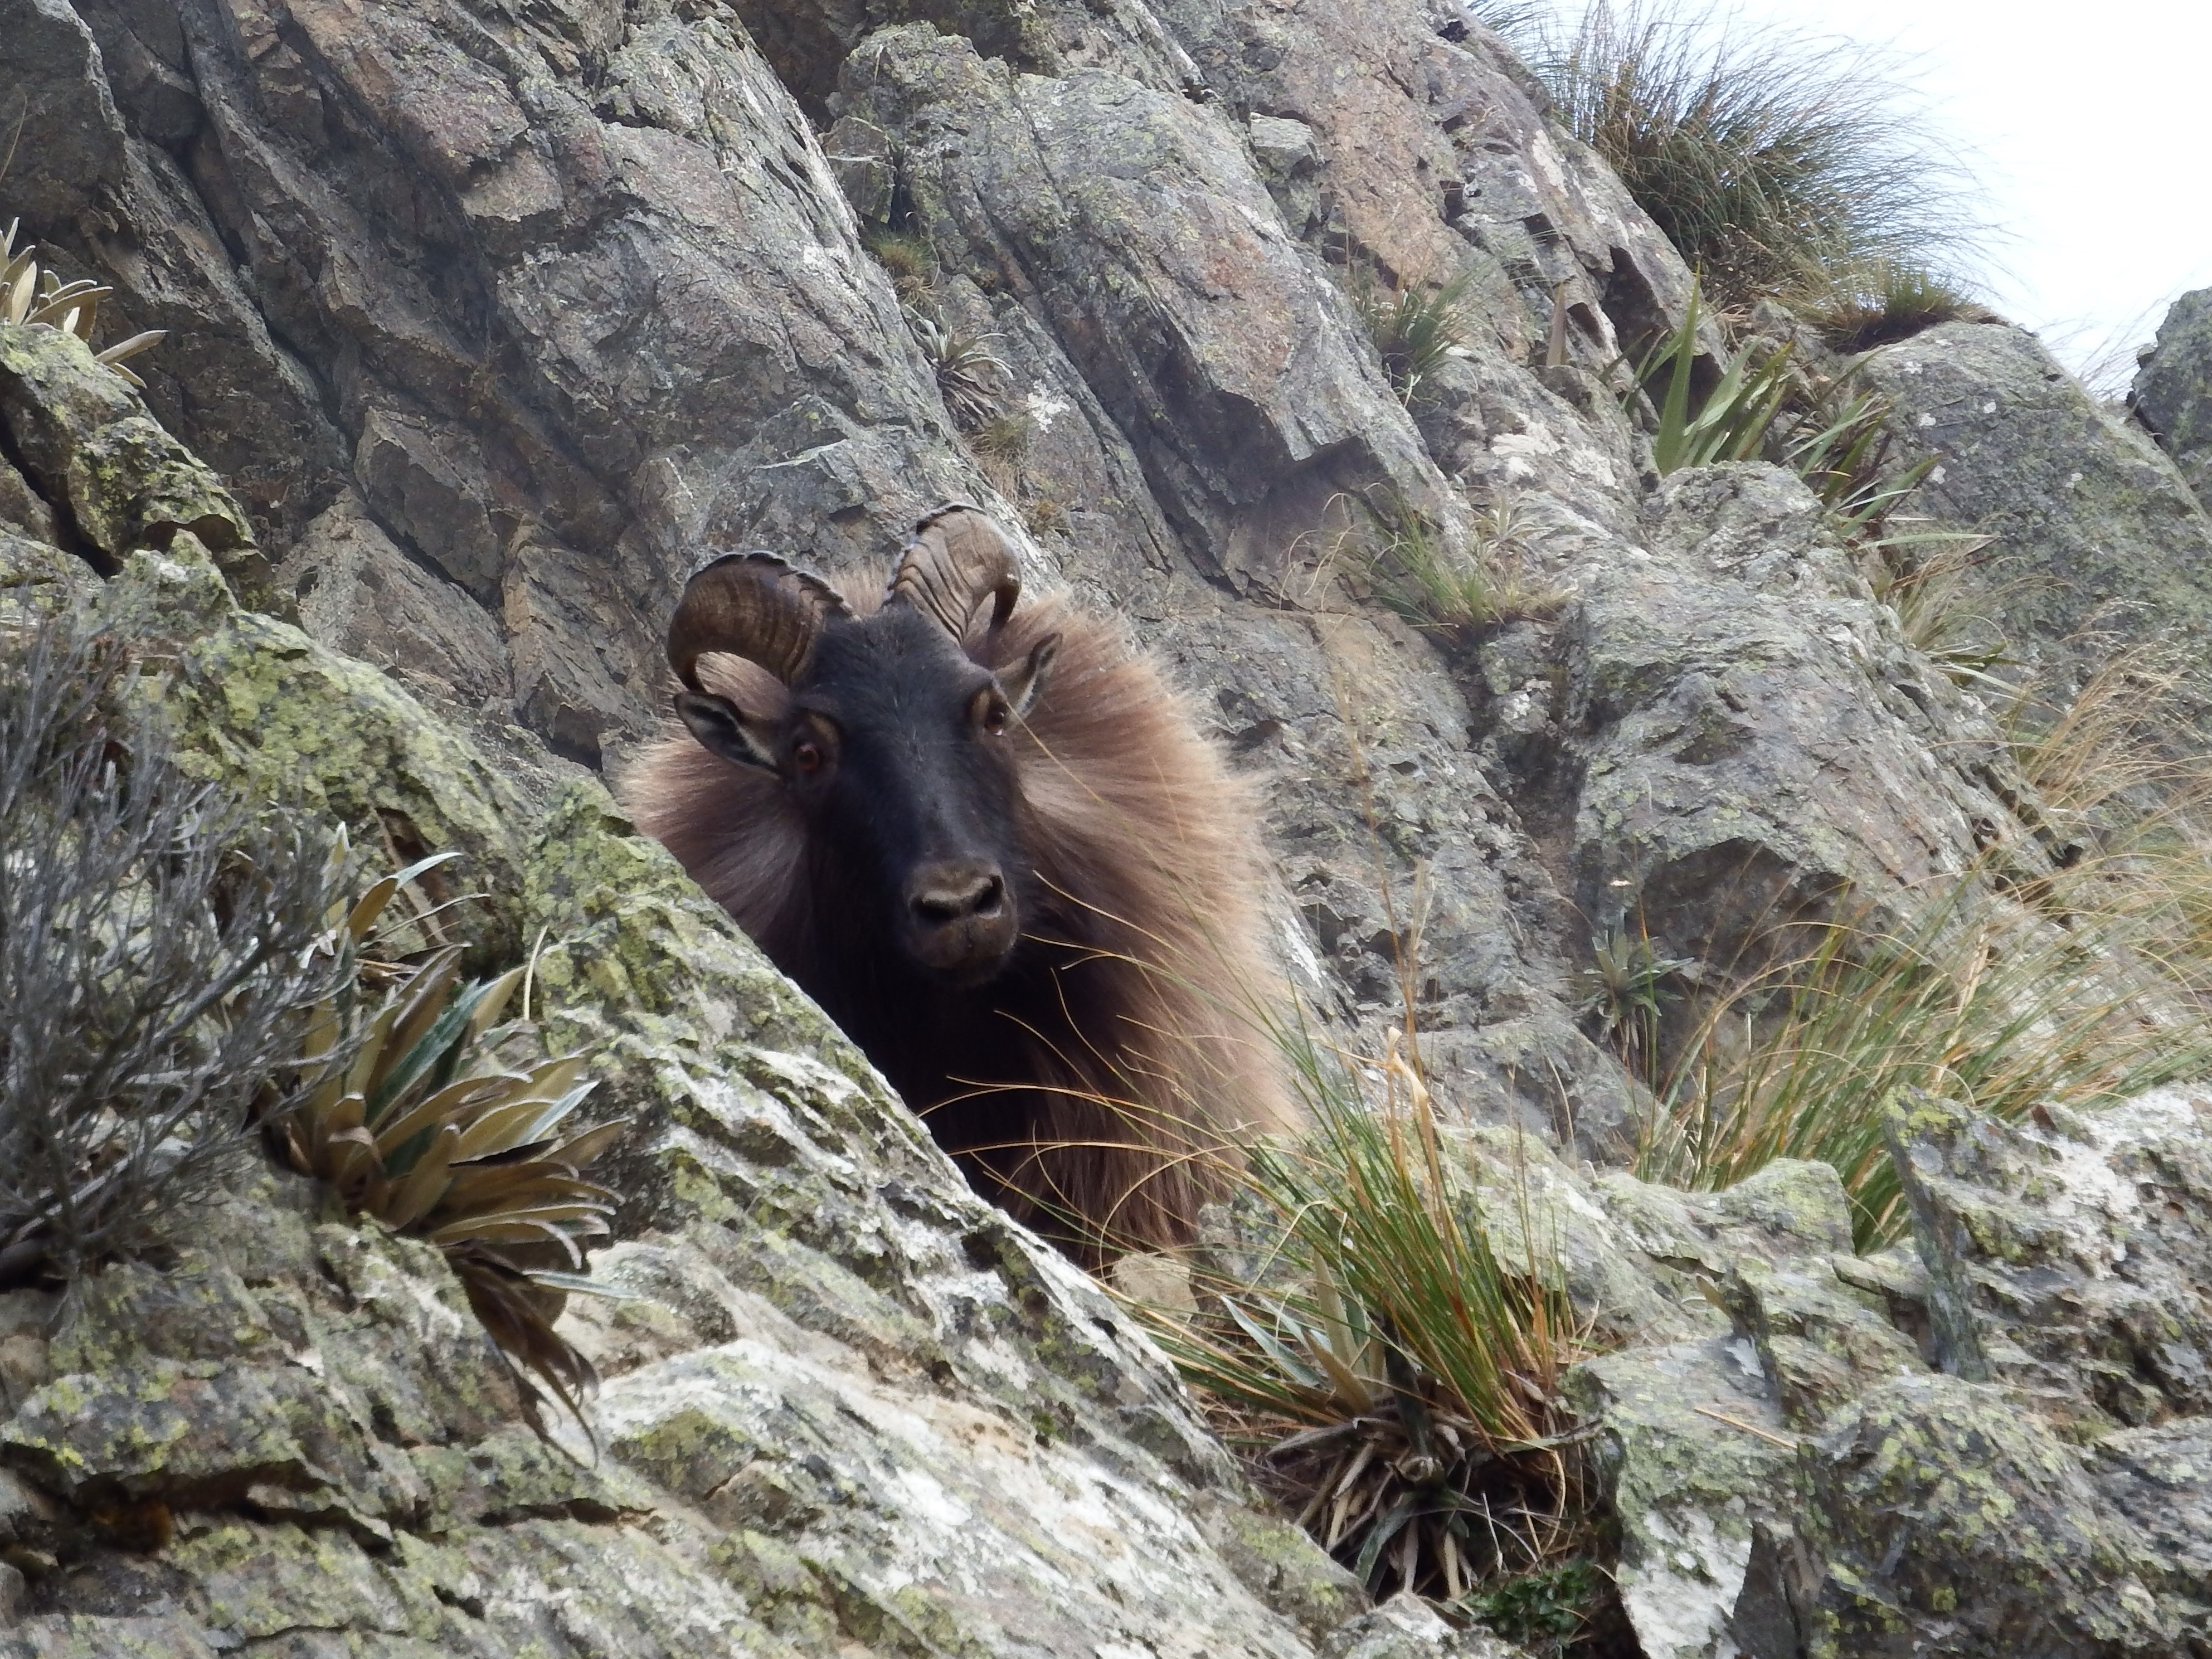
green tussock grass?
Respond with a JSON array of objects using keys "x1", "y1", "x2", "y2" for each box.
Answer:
[
  {"x1": 1114, "y1": 1020, "x2": 1597, "y2": 1604},
  {"x1": 1532, "y1": 2, "x2": 1980, "y2": 311},
  {"x1": 1645, "y1": 655, "x2": 2212, "y2": 1251},
  {"x1": 1371, "y1": 495, "x2": 1568, "y2": 640},
  {"x1": 1792, "y1": 260, "x2": 1975, "y2": 353},
  {"x1": 1351, "y1": 270, "x2": 1476, "y2": 406}
]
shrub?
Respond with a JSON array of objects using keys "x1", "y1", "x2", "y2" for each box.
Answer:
[
  {"x1": 1120, "y1": 1025, "x2": 1591, "y2": 1602},
  {"x1": 862, "y1": 227, "x2": 936, "y2": 301},
  {"x1": 1460, "y1": 1558, "x2": 1611, "y2": 1656},
  {"x1": 0, "y1": 615, "x2": 351, "y2": 1288},
  {"x1": 272, "y1": 857, "x2": 626, "y2": 1428},
  {"x1": 1533, "y1": 2, "x2": 1976, "y2": 310},
  {"x1": 1350, "y1": 270, "x2": 1475, "y2": 406},
  {"x1": 3, "y1": 217, "x2": 164, "y2": 385}
]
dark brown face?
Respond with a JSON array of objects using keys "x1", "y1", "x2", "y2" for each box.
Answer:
[{"x1": 677, "y1": 602, "x2": 1058, "y2": 985}]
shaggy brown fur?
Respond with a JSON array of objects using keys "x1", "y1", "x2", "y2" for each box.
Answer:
[{"x1": 624, "y1": 573, "x2": 1294, "y2": 1257}]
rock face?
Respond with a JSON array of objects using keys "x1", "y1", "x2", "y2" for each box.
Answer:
[
  {"x1": 2135, "y1": 288, "x2": 2212, "y2": 503},
  {"x1": 1, "y1": 0, "x2": 1958, "y2": 1140},
  {"x1": 11, "y1": 0, "x2": 2212, "y2": 1650}
]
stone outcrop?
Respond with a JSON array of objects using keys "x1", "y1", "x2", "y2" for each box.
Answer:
[
  {"x1": 0, "y1": 480, "x2": 1373, "y2": 1658},
  {"x1": 2135, "y1": 288, "x2": 2212, "y2": 503},
  {"x1": 1860, "y1": 319, "x2": 2212, "y2": 678}
]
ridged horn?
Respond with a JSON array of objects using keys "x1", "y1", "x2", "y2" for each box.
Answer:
[
  {"x1": 888, "y1": 503, "x2": 1021, "y2": 640},
  {"x1": 667, "y1": 552, "x2": 852, "y2": 690}
]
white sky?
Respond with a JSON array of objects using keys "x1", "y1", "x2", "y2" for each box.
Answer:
[{"x1": 1543, "y1": 1, "x2": 2212, "y2": 385}]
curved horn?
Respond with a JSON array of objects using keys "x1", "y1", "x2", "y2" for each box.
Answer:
[
  {"x1": 667, "y1": 552, "x2": 852, "y2": 690},
  {"x1": 888, "y1": 503, "x2": 1022, "y2": 640}
]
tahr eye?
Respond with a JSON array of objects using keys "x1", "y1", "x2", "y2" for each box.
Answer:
[
  {"x1": 791, "y1": 740, "x2": 823, "y2": 774},
  {"x1": 980, "y1": 697, "x2": 1010, "y2": 736}
]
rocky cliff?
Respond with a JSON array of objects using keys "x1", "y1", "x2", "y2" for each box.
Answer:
[{"x1": 11, "y1": 0, "x2": 2212, "y2": 1653}]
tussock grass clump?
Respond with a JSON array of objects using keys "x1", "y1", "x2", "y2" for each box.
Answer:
[
  {"x1": 1794, "y1": 261, "x2": 1973, "y2": 354},
  {"x1": 1372, "y1": 496, "x2": 1568, "y2": 640},
  {"x1": 0, "y1": 616, "x2": 352, "y2": 1288},
  {"x1": 1351, "y1": 270, "x2": 1476, "y2": 406},
  {"x1": 863, "y1": 227, "x2": 937, "y2": 301},
  {"x1": 1645, "y1": 874, "x2": 2212, "y2": 1249},
  {"x1": 1119, "y1": 1026, "x2": 1598, "y2": 1617},
  {"x1": 1860, "y1": 524, "x2": 2010, "y2": 693},
  {"x1": 1534, "y1": 3, "x2": 1976, "y2": 311},
  {"x1": 971, "y1": 410, "x2": 1032, "y2": 464},
  {"x1": 1647, "y1": 656, "x2": 2212, "y2": 1251}
]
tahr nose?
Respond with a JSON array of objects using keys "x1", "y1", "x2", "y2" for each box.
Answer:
[{"x1": 907, "y1": 860, "x2": 1007, "y2": 926}]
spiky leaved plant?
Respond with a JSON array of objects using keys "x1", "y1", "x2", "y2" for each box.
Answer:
[
  {"x1": 905, "y1": 306, "x2": 1010, "y2": 429},
  {"x1": 271, "y1": 856, "x2": 626, "y2": 1428},
  {"x1": 1575, "y1": 926, "x2": 1693, "y2": 1087},
  {"x1": 2, "y1": 219, "x2": 164, "y2": 386}
]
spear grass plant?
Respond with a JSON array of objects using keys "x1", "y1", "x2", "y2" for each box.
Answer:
[
  {"x1": 1575, "y1": 927, "x2": 1693, "y2": 1086},
  {"x1": 906, "y1": 307, "x2": 1011, "y2": 430},
  {"x1": 2, "y1": 218, "x2": 164, "y2": 385},
  {"x1": 1636, "y1": 283, "x2": 1932, "y2": 542},
  {"x1": 1634, "y1": 284, "x2": 1795, "y2": 474},
  {"x1": 272, "y1": 857, "x2": 627, "y2": 1431}
]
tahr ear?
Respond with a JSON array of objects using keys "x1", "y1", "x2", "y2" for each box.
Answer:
[
  {"x1": 995, "y1": 633, "x2": 1059, "y2": 718},
  {"x1": 675, "y1": 690, "x2": 781, "y2": 771}
]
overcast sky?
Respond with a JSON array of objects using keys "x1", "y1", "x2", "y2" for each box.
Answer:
[{"x1": 1538, "y1": 0, "x2": 2212, "y2": 386}]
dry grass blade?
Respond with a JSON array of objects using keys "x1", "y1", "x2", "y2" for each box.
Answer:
[{"x1": 1649, "y1": 851, "x2": 2212, "y2": 1249}]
